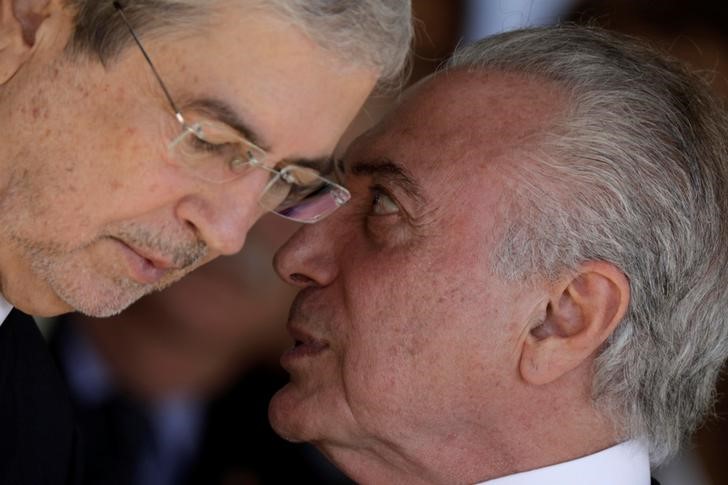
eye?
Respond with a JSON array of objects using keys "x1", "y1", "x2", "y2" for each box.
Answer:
[
  {"x1": 370, "y1": 187, "x2": 399, "y2": 216},
  {"x1": 189, "y1": 133, "x2": 230, "y2": 154}
]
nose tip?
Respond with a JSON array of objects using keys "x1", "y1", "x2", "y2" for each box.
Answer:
[
  {"x1": 176, "y1": 169, "x2": 274, "y2": 256},
  {"x1": 273, "y1": 223, "x2": 338, "y2": 289},
  {"x1": 211, "y1": 225, "x2": 250, "y2": 256},
  {"x1": 273, "y1": 245, "x2": 303, "y2": 286},
  {"x1": 176, "y1": 195, "x2": 264, "y2": 257}
]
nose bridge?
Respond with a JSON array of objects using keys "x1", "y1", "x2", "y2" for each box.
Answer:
[
  {"x1": 176, "y1": 172, "x2": 269, "y2": 256},
  {"x1": 274, "y1": 214, "x2": 343, "y2": 288}
]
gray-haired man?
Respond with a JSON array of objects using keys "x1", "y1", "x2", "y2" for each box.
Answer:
[
  {"x1": 270, "y1": 26, "x2": 728, "y2": 484},
  {"x1": 0, "y1": 1, "x2": 411, "y2": 483}
]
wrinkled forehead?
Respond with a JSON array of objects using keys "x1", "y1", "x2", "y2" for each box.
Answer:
[{"x1": 349, "y1": 69, "x2": 566, "y2": 176}]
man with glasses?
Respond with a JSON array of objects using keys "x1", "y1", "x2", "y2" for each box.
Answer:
[
  {"x1": 269, "y1": 26, "x2": 728, "y2": 484},
  {"x1": 0, "y1": 0, "x2": 411, "y2": 483}
]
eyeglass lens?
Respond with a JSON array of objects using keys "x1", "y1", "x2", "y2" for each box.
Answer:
[
  {"x1": 260, "y1": 166, "x2": 350, "y2": 223},
  {"x1": 170, "y1": 127, "x2": 350, "y2": 223}
]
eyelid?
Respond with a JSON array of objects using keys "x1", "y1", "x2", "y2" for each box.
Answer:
[
  {"x1": 181, "y1": 98, "x2": 272, "y2": 151},
  {"x1": 191, "y1": 133, "x2": 227, "y2": 151},
  {"x1": 193, "y1": 119, "x2": 244, "y2": 144}
]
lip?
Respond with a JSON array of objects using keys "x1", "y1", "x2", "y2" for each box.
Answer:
[
  {"x1": 280, "y1": 325, "x2": 330, "y2": 368},
  {"x1": 113, "y1": 238, "x2": 176, "y2": 285}
]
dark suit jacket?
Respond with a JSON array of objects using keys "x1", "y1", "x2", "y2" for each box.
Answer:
[{"x1": 0, "y1": 309, "x2": 81, "y2": 485}]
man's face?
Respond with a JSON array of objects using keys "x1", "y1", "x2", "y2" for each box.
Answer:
[
  {"x1": 0, "y1": 6, "x2": 376, "y2": 316},
  {"x1": 269, "y1": 71, "x2": 564, "y2": 465}
]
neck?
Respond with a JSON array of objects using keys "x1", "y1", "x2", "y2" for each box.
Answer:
[{"x1": 326, "y1": 381, "x2": 619, "y2": 484}]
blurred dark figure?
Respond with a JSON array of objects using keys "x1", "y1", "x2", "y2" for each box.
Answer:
[{"x1": 567, "y1": 2, "x2": 728, "y2": 484}]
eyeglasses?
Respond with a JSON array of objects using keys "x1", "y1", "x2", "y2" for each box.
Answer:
[{"x1": 112, "y1": 2, "x2": 351, "y2": 223}]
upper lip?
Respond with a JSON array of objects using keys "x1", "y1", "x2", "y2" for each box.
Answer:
[
  {"x1": 286, "y1": 289, "x2": 330, "y2": 348},
  {"x1": 287, "y1": 324, "x2": 328, "y2": 348},
  {"x1": 116, "y1": 238, "x2": 178, "y2": 270}
]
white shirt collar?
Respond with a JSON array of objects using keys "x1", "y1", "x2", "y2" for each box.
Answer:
[
  {"x1": 477, "y1": 440, "x2": 650, "y2": 485},
  {"x1": 0, "y1": 292, "x2": 13, "y2": 327}
]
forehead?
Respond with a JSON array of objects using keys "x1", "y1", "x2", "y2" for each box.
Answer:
[
  {"x1": 365, "y1": 69, "x2": 563, "y2": 164},
  {"x1": 147, "y1": 4, "x2": 376, "y2": 159},
  {"x1": 348, "y1": 68, "x2": 566, "y2": 206}
]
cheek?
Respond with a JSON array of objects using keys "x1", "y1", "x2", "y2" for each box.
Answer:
[
  {"x1": 336, "y1": 239, "x2": 515, "y2": 412},
  {"x1": 337, "y1": 278, "x2": 452, "y2": 413}
]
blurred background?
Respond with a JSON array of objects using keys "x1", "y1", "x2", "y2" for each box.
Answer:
[{"x1": 45, "y1": 1, "x2": 728, "y2": 484}]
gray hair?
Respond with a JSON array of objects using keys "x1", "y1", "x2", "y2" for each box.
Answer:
[
  {"x1": 448, "y1": 26, "x2": 728, "y2": 465},
  {"x1": 63, "y1": 0, "x2": 412, "y2": 88}
]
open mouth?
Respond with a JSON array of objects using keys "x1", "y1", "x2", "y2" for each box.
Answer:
[
  {"x1": 281, "y1": 328, "x2": 329, "y2": 366},
  {"x1": 292, "y1": 336, "x2": 328, "y2": 352}
]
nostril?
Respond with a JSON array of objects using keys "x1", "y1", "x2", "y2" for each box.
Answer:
[{"x1": 290, "y1": 273, "x2": 314, "y2": 285}]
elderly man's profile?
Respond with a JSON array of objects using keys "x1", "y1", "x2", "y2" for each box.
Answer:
[{"x1": 269, "y1": 25, "x2": 728, "y2": 485}]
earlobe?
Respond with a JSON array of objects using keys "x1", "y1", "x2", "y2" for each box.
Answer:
[
  {"x1": 519, "y1": 261, "x2": 630, "y2": 386},
  {"x1": 0, "y1": 0, "x2": 53, "y2": 84}
]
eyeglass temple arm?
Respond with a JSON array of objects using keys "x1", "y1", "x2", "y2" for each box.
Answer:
[{"x1": 113, "y1": 2, "x2": 185, "y2": 125}]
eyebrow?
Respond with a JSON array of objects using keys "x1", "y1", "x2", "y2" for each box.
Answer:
[
  {"x1": 185, "y1": 97, "x2": 271, "y2": 151},
  {"x1": 349, "y1": 157, "x2": 426, "y2": 204}
]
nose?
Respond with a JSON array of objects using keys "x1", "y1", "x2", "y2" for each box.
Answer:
[
  {"x1": 176, "y1": 173, "x2": 268, "y2": 256},
  {"x1": 274, "y1": 216, "x2": 341, "y2": 289}
]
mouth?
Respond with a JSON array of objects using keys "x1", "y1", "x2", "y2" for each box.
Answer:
[
  {"x1": 112, "y1": 237, "x2": 178, "y2": 285},
  {"x1": 281, "y1": 325, "x2": 330, "y2": 367}
]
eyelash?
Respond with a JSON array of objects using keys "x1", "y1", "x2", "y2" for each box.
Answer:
[{"x1": 189, "y1": 134, "x2": 231, "y2": 154}]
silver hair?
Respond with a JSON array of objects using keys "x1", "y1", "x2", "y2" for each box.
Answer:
[
  {"x1": 63, "y1": 0, "x2": 412, "y2": 88},
  {"x1": 447, "y1": 26, "x2": 728, "y2": 465}
]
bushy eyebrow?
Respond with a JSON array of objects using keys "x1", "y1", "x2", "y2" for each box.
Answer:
[{"x1": 349, "y1": 157, "x2": 426, "y2": 204}]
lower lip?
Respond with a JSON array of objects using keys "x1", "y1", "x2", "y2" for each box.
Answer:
[
  {"x1": 114, "y1": 239, "x2": 170, "y2": 285},
  {"x1": 280, "y1": 340, "x2": 329, "y2": 367}
]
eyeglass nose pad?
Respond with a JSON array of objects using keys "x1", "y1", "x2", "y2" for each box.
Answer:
[
  {"x1": 229, "y1": 151, "x2": 263, "y2": 175},
  {"x1": 229, "y1": 157, "x2": 247, "y2": 172},
  {"x1": 281, "y1": 166, "x2": 320, "y2": 186},
  {"x1": 280, "y1": 170, "x2": 296, "y2": 184},
  {"x1": 248, "y1": 151, "x2": 263, "y2": 166}
]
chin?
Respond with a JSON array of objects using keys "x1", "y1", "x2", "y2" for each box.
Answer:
[
  {"x1": 269, "y1": 382, "x2": 340, "y2": 445},
  {"x1": 269, "y1": 379, "x2": 355, "y2": 448},
  {"x1": 268, "y1": 384, "x2": 309, "y2": 443},
  {"x1": 53, "y1": 279, "x2": 147, "y2": 318}
]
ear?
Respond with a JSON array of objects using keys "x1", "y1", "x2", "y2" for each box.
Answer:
[
  {"x1": 0, "y1": 0, "x2": 53, "y2": 84},
  {"x1": 519, "y1": 261, "x2": 630, "y2": 386}
]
